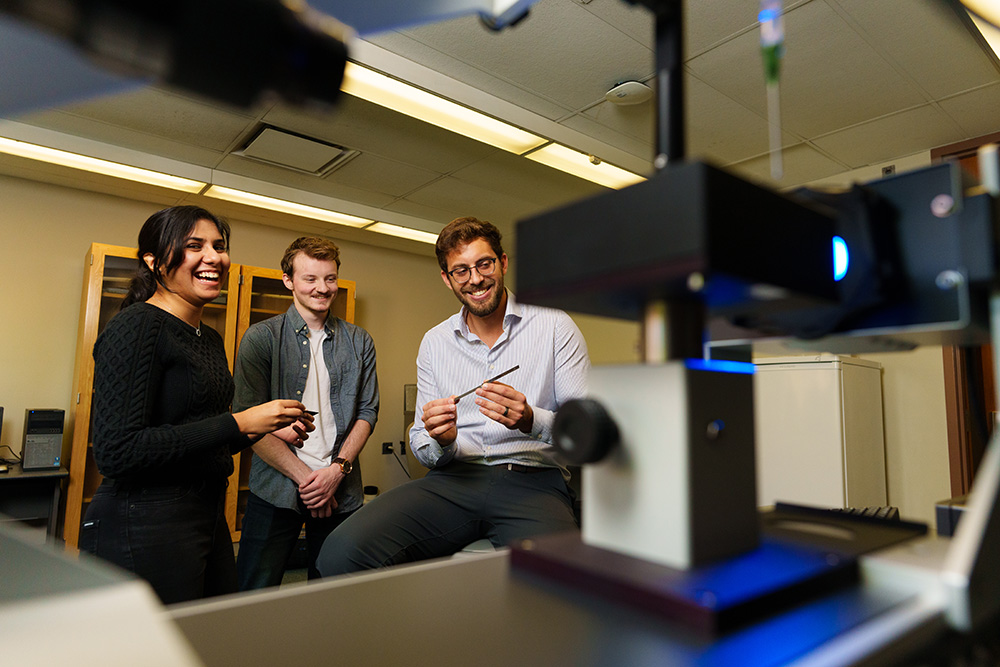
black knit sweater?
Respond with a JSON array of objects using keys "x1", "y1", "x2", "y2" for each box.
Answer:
[{"x1": 91, "y1": 302, "x2": 249, "y2": 483}]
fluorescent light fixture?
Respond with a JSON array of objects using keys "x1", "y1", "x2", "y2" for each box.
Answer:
[
  {"x1": 969, "y1": 9, "x2": 1000, "y2": 59},
  {"x1": 204, "y1": 185, "x2": 372, "y2": 228},
  {"x1": 341, "y1": 62, "x2": 546, "y2": 155},
  {"x1": 0, "y1": 136, "x2": 206, "y2": 193},
  {"x1": 524, "y1": 143, "x2": 646, "y2": 189},
  {"x1": 364, "y1": 222, "x2": 438, "y2": 244},
  {"x1": 963, "y1": 1, "x2": 1000, "y2": 27}
]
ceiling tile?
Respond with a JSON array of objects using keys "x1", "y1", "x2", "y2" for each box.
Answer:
[
  {"x1": 450, "y1": 150, "x2": 605, "y2": 211},
  {"x1": 684, "y1": 75, "x2": 796, "y2": 164},
  {"x1": 688, "y1": 0, "x2": 928, "y2": 138},
  {"x1": 363, "y1": 32, "x2": 570, "y2": 121},
  {"x1": 576, "y1": 97, "x2": 655, "y2": 151},
  {"x1": 812, "y1": 104, "x2": 965, "y2": 167},
  {"x1": 261, "y1": 96, "x2": 497, "y2": 174},
  {"x1": 831, "y1": 0, "x2": 1000, "y2": 100},
  {"x1": 404, "y1": 174, "x2": 544, "y2": 226},
  {"x1": 938, "y1": 83, "x2": 1000, "y2": 138},
  {"x1": 17, "y1": 108, "x2": 230, "y2": 167},
  {"x1": 576, "y1": 0, "x2": 654, "y2": 49},
  {"x1": 214, "y1": 154, "x2": 398, "y2": 208},
  {"x1": 726, "y1": 142, "x2": 848, "y2": 187},
  {"x1": 39, "y1": 86, "x2": 256, "y2": 153},
  {"x1": 392, "y1": 0, "x2": 653, "y2": 112},
  {"x1": 326, "y1": 153, "x2": 442, "y2": 198},
  {"x1": 382, "y1": 198, "x2": 460, "y2": 227},
  {"x1": 684, "y1": 0, "x2": 766, "y2": 56}
]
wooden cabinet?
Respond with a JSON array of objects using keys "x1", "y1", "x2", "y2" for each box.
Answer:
[{"x1": 63, "y1": 244, "x2": 356, "y2": 547}]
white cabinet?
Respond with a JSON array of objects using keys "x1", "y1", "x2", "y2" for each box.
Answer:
[{"x1": 754, "y1": 354, "x2": 886, "y2": 509}]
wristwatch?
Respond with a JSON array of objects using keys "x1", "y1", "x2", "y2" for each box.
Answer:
[{"x1": 333, "y1": 457, "x2": 353, "y2": 475}]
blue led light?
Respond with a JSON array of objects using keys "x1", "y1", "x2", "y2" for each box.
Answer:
[
  {"x1": 833, "y1": 236, "x2": 849, "y2": 281},
  {"x1": 685, "y1": 359, "x2": 756, "y2": 375}
]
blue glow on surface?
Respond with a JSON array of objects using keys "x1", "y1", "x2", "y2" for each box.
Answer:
[
  {"x1": 758, "y1": 8, "x2": 779, "y2": 22},
  {"x1": 685, "y1": 359, "x2": 756, "y2": 375},
  {"x1": 833, "y1": 236, "x2": 849, "y2": 281}
]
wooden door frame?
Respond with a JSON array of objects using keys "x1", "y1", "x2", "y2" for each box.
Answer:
[
  {"x1": 942, "y1": 346, "x2": 993, "y2": 496},
  {"x1": 935, "y1": 132, "x2": 1000, "y2": 495}
]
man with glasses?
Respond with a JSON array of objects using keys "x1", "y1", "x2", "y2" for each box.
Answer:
[{"x1": 318, "y1": 216, "x2": 589, "y2": 575}]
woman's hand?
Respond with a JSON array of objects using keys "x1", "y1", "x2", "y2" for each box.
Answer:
[{"x1": 234, "y1": 400, "x2": 311, "y2": 437}]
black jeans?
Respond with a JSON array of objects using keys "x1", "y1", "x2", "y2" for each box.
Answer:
[
  {"x1": 80, "y1": 477, "x2": 236, "y2": 605},
  {"x1": 236, "y1": 491, "x2": 354, "y2": 591}
]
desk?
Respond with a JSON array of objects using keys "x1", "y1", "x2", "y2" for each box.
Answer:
[
  {"x1": 0, "y1": 463, "x2": 69, "y2": 541},
  {"x1": 168, "y1": 549, "x2": 949, "y2": 667}
]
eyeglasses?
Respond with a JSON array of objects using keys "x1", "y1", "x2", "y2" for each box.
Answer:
[{"x1": 447, "y1": 257, "x2": 498, "y2": 284}]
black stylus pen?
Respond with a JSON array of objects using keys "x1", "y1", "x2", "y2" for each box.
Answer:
[{"x1": 454, "y1": 365, "x2": 520, "y2": 401}]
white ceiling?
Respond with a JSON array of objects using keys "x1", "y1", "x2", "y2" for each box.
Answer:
[{"x1": 2, "y1": 0, "x2": 999, "y2": 251}]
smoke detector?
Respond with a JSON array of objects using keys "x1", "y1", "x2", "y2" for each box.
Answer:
[{"x1": 605, "y1": 80, "x2": 653, "y2": 106}]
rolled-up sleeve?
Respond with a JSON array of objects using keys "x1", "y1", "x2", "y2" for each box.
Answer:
[{"x1": 354, "y1": 328, "x2": 380, "y2": 428}]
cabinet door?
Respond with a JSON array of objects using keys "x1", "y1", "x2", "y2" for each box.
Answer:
[
  {"x1": 64, "y1": 245, "x2": 240, "y2": 548},
  {"x1": 65, "y1": 244, "x2": 139, "y2": 548},
  {"x1": 229, "y1": 266, "x2": 355, "y2": 539}
]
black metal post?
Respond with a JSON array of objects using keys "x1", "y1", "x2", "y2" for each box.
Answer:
[{"x1": 635, "y1": 0, "x2": 685, "y2": 170}]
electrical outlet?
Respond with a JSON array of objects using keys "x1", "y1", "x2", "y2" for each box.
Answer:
[{"x1": 382, "y1": 442, "x2": 393, "y2": 455}]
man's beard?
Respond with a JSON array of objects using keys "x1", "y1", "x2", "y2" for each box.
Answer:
[{"x1": 460, "y1": 279, "x2": 503, "y2": 317}]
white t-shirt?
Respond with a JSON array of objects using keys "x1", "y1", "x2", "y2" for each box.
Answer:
[{"x1": 298, "y1": 327, "x2": 338, "y2": 470}]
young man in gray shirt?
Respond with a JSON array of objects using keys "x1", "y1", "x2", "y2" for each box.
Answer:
[{"x1": 234, "y1": 236, "x2": 379, "y2": 588}]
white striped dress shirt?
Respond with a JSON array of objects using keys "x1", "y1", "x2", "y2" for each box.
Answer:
[{"x1": 409, "y1": 290, "x2": 590, "y2": 470}]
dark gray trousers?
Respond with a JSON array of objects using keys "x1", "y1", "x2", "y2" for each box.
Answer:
[{"x1": 316, "y1": 461, "x2": 578, "y2": 576}]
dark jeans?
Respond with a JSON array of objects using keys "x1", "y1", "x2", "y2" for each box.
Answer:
[
  {"x1": 236, "y1": 491, "x2": 354, "y2": 591},
  {"x1": 316, "y1": 461, "x2": 578, "y2": 576},
  {"x1": 80, "y1": 477, "x2": 236, "y2": 605}
]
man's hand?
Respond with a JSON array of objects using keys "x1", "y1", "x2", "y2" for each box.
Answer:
[
  {"x1": 272, "y1": 417, "x2": 315, "y2": 448},
  {"x1": 421, "y1": 396, "x2": 458, "y2": 446},
  {"x1": 308, "y1": 502, "x2": 335, "y2": 519},
  {"x1": 299, "y1": 466, "x2": 342, "y2": 515},
  {"x1": 476, "y1": 382, "x2": 533, "y2": 433}
]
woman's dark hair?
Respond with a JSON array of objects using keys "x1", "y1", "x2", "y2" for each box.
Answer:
[{"x1": 121, "y1": 206, "x2": 230, "y2": 309}]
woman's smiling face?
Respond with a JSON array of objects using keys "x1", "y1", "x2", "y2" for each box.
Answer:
[{"x1": 159, "y1": 218, "x2": 231, "y2": 307}]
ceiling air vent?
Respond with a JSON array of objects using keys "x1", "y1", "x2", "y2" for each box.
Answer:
[{"x1": 236, "y1": 126, "x2": 358, "y2": 176}]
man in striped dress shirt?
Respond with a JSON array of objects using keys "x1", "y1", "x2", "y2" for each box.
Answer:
[{"x1": 318, "y1": 216, "x2": 590, "y2": 575}]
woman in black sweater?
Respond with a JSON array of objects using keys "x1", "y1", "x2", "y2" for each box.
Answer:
[{"x1": 81, "y1": 205, "x2": 310, "y2": 604}]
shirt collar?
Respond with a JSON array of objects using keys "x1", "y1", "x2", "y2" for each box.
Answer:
[{"x1": 286, "y1": 304, "x2": 335, "y2": 336}]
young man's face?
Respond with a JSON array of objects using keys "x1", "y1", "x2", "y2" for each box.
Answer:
[
  {"x1": 440, "y1": 238, "x2": 507, "y2": 318},
  {"x1": 283, "y1": 253, "x2": 339, "y2": 320}
]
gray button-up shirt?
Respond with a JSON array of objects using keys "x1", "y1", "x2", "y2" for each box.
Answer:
[{"x1": 233, "y1": 304, "x2": 379, "y2": 513}]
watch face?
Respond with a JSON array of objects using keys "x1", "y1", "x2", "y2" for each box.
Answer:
[{"x1": 338, "y1": 458, "x2": 353, "y2": 474}]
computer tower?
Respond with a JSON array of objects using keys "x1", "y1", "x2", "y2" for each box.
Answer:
[{"x1": 22, "y1": 408, "x2": 64, "y2": 470}]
